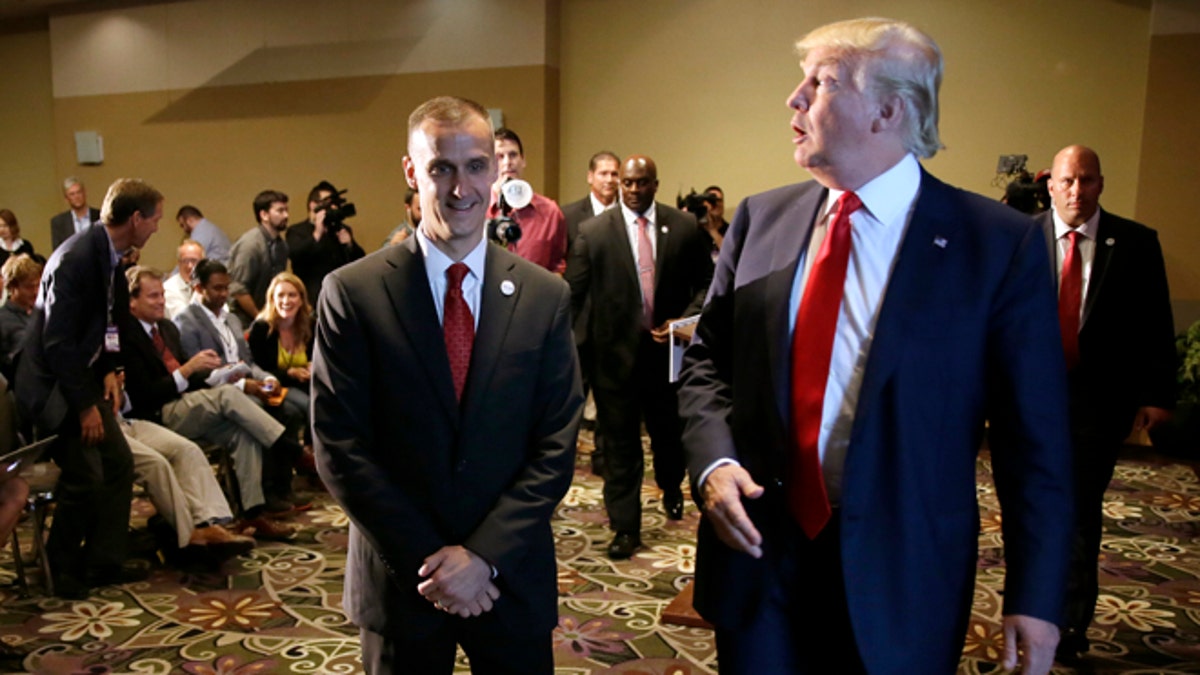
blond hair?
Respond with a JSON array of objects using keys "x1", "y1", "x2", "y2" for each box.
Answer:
[{"x1": 258, "y1": 272, "x2": 313, "y2": 348}]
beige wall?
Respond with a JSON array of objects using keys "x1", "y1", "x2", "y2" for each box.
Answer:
[
  {"x1": 50, "y1": 65, "x2": 557, "y2": 270},
  {"x1": 0, "y1": 28, "x2": 58, "y2": 255},
  {"x1": 559, "y1": 0, "x2": 1151, "y2": 215},
  {"x1": 1137, "y1": 32, "x2": 1200, "y2": 309}
]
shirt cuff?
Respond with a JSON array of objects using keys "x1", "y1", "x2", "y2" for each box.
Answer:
[
  {"x1": 172, "y1": 369, "x2": 188, "y2": 394},
  {"x1": 696, "y1": 458, "x2": 741, "y2": 491}
]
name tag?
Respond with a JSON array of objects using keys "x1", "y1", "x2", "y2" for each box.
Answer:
[{"x1": 104, "y1": 325, "x2": 121, "y2": 353}]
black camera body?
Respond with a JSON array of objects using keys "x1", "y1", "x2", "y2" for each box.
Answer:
[
  {"x1": 317, "y1": 189, "x2": 357, "y2": 233},
  {"x1": 677, "y1": 189, "x2": 717, "y2": 223},
  {"x1": 488, "y1": 215, "x2": 522, "y2": 246}
]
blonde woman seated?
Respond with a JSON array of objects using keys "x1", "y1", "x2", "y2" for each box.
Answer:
[{"x1": 248, "y1": 272, "x2": 314, "y2": 441}]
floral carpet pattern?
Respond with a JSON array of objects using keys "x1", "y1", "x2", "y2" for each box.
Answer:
[{"x1": 0, "y1": 437, "x2": 1197, "y2": 674}]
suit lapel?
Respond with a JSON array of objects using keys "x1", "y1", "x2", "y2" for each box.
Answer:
[
  {"x1": 609, "y1": 210, "x2": 641, "y2": 292},
  {"x1": 460, "y1": 247, "x2": 520, "y2": 422},
  {"x1": 1082, "y1": 210, "x2": 1116, "y2": 327},
  {"x1": 381, "y1": 237, "x2": 459, "y2": 422},
  {"x1": 653, "y1": 205, "x2": 670, "y2": 287},
  {"x1": 854, "y1": 172, "x2": 955, "y2": 420},
  {"x1": 768, "y1": 186, "x2": 827, "y2": 426},
  {"x1": 1039, "y1": 215, "x2": 1059, "y2": 287}
]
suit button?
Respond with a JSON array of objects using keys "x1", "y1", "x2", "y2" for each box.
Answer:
[
  {"x1": 456, "y1": 460, "x2": 467, "y2": 472},
  {"x1": 773, "y1": 478, "x2": 783, "y2": 488}
]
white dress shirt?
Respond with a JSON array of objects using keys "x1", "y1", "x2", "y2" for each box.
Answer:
[
  {"x1": 73, "y1": 209, "x2": 93, "y2": 235},
  {"x1": 416, "y1": 228, "x2": 486, "y2": 328},
  {"x1": 789, "y1": 153, "x2": 920, "y2": 503},
  {"x1": 590, "y1": 192, "x2": 616, "y2": 218},
  {"x1": 1051, "y1": 207, "x2": 1100, "y2": 322}
]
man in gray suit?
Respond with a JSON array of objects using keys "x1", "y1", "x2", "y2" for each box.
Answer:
[
  {"x1": 313, "y1": 96, "x2": 582, "y2": 673},
  {"x1": 49, "y1": 177, "x2": 101, "y2": 250}
]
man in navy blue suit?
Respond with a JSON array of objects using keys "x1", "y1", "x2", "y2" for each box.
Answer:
[{"x1": 677, "y1": 18, "x2": 1074, "y2": 674}]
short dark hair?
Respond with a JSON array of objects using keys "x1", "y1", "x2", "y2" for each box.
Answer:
[
  {"x1": 307, "y1": 181, "x2": 338, "y2": 206},
  {"x1": 101, "y1": 179, "x2": 163, "y2": 227},
  {"x1": 253, "y1": 190, "x2": 288, "y2": 221},
  {"x1": 588, "y1": 151, "x2": 619, "y2": 172},
  {"x1": 125, "y1": 265, "x2": 163, "y2": 298},
  {"x1": 407, "y1": 96, "x2": 491, "y2": 154},
  {"x1": 404, "y1": 188, "x2": 417, "y2": 206},
  {"x1": 494, "y1": 127, "x2": 524, "y2": 156},
  {"x1": 176, "y1": 205, "x2": 203, "y2": 220},
  {"x1": 193, "y1": 258, "x2": 229, "y2": 287},
  {"x1": 703, "y1": 185, "x2": 723, "y2": 196}
]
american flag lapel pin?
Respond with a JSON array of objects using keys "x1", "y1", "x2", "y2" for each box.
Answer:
[{"x1": 933, "y1": 236, "x2": 948, "y2": 249}]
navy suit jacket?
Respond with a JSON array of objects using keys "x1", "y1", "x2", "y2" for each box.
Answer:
[
  {"x1": 50, "y1": 207, "x2": 101, "y2": 251},
  {"x1": 1036, "y1": 209, "x2": 1176, "y2": 440},
  {"x1": 312, "y1": 240, "x2": 582, "y2": 637},
  {"x1": 677, "y1": 170, "x2": 1074, "y2": 673},
  {"x1": 15, "y1": 224, "x2": 117, "y2": 431}
]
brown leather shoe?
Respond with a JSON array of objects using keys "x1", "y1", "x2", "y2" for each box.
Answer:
[{"x1": 239, "y1": 516, "x2": 298, "y2": 541}]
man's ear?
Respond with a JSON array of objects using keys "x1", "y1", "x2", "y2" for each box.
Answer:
[
  {"x1": 871, "y1": 93, "x2": 905, "y2": 134},
  {"x1": 403, "y1": 156, "x2": 417, "y2": 190}
]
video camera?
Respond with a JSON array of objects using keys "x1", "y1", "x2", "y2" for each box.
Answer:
[
  {"x1": 316, "y1": 189, "x2": 357, "y2": 233},
  {"x1": 487, "y1": 178, "x2": 531, "y2": 246},
  {"x1": 676, "y1": 189, "x2": 717, "y2": 223}
]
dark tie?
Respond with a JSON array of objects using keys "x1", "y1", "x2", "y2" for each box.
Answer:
[
  {"x1": 636, "y1": 216, "x2": 655, "y2": 329},
  {"x1": 444, "y1": 262, "x2": 475, "y2": 401},
  {"x1": 1059, "y1": 229, "x2": 1082, "y2": 370},
  {"x1": 789, "y1": 191, "x2": 862, "y2": 539},
  {"x1": 151, "y1": 325, "x2": 182, "y2": 374}
]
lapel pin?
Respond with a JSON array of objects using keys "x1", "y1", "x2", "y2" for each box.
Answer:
[
  {"x1": 933, "y1": 236, "x2": 948, "y2": 249},
  {"x1": 1106, "y1": 238, "x2": 1115, "y2": 246},
  {"x1": 500, "y1": 280, "x2": 515, "y2": 296},
  {"x1": 660, "y1": 226, "x2": 668, "y2": 234}
]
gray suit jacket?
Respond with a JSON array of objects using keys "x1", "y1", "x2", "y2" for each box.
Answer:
[
  {"x1": 50, "y1": 208, "x2": 100, "y2": 250},
  {"x1": 312, "y1": 240, "x2": 583, "y2": 637},
  {"x1": 175, "y1": 303, "x2": 271, "y2": 382}
]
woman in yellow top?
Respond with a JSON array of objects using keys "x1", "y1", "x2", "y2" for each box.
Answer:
[{"x1": 249, "y1": 272, "x2": 315, "y2": 450}]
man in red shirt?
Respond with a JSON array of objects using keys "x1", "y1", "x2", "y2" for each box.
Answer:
[{"x1": 488, "y1": 128, "x2": 567, "y2": 274}]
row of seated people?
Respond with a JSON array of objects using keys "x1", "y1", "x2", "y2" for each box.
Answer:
[{"x1": 0, "y1": 250, "x2": 317, "y2": 597}]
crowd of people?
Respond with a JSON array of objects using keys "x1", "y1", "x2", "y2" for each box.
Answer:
[{"x1": 0, "y1": 14, "x2": 1179, "y2": 675}]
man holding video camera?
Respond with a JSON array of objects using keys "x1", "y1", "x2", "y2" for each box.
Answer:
[
  {"x1": 287, "y1": 180, "x2": 365, "y2": 304},
  {"x1": 487, "y1": 128, "x2": 567, "y2": 274}
]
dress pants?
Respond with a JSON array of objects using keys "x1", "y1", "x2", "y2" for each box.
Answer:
[
  {"x1": 122, "y1": 418, "x2": 233, "y2": 548},
  {"x1": 46, "y1": 403, "x2": 134, "y2": 580},
  {"x1": 593, "y1": 333, "x2": 686, "y2": 534},
  {"x1": 1062, "y1": 427, "x2": 1122, "y2": 634},
  {"x1": 359, "y1": 619, "x2": 552, "y2": 675},
  {"x1": 161, "y1": 385, "x2": 284, "y2": 511},
  {"x1": 714, "y1": 515, "x2": 866, "y2": 674}
]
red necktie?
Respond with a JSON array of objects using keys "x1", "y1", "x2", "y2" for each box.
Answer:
[
  {"x1": 1058, "y1": 229, "x2": 1082, "y2": 370},
  {"x1": 151, "y1": 325, "x2": 182, "y2": 374},
  {"x1": 444, "y1": 262, "x2": 475, "y2": 401},
  {"x1": 636, "y1": 216, "x2": 655, "y2": 329},
  {"x1": 789, "y1": 191, "x2": 861, "y2": 539}
]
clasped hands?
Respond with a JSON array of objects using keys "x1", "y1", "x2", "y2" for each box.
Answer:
[{"x1": 416, "y1": 545, "x2": 499, "y2": 618}]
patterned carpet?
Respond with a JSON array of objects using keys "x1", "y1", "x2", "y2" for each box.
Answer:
[{"x1": 0, "y1": 434, "x2": 1197, "y2": 674}]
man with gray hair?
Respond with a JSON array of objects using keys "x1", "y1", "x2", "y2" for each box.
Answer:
[
  {"x1": 677, "y1": 17, "x2": 1073, "y2": 674},
  {"x1": 50, "y1": 176, "x2": 101, "y2": 250}
]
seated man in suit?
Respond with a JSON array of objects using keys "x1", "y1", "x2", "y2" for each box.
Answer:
[
  {"x1": 120, "y1": 266, "x2": 301, "y2": 539},
  {"x1": 164, "y1": 239, "x2": 204, "y2": 320},
  {"x1": 49, "y1": 176, "x2": 101, "y2": 250},
  {"x1": 176, "y1": 258, "x2": 307, "y2": 449}
]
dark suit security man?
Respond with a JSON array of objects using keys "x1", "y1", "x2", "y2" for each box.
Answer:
[
  {"x1": 312, "y1": 96, "x2": 582, "y2": 674},
  {"x1": 49, "y1": 177, "x2": 101, "y2": 251},
  {"x1": 567, "y1": 155, "x2": 713, "y2": 559},
  {"x1": 17, "y1": 178, "x2": 163, "y2": 596},
  {"x1": 676, "y1": 18, "x2": 1074, "y2": 675},
  {"x1": 1036, "y1": 144, "x2": 1176, "y2": 663}
]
